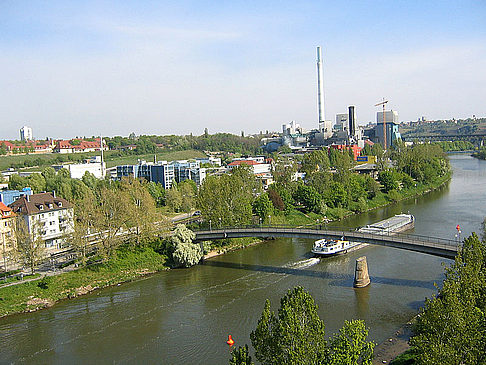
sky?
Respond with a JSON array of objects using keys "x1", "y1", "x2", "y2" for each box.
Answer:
[{"x1": 1, "y1": 1, "x2": 485, "y2": 140}]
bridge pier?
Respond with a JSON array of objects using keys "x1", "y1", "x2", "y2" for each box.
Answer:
[{"x1": 354, "y1": 256, "x2": 370, "y2": 288}]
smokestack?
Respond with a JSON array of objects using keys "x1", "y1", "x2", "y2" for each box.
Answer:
[
  {"x1": 348, "y1": 106, "x2": 356, "y2": 139},
  {"x1": 317, "y1": 46, "x2": 325, "y2": 131}
]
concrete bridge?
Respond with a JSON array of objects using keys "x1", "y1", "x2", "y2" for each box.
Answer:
[{"x1": 194, "y1": 226, "x2": 460, "y2": 259}]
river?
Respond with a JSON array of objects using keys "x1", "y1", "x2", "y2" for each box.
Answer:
[{"x1": 1, "y1": 154, "x2": 485, "y2": 364}]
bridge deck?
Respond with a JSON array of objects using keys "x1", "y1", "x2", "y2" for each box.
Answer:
[{"x1": 194, "y1": 226, "x2": 460, "y2": 259}]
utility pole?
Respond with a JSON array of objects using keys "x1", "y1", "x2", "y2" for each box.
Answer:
[
  {"x1": 375, "y1": 98, "x2": 389, "y2": 150},
  {"x1": 100, "y1": 134, "x2": 105, "y2": 178}
]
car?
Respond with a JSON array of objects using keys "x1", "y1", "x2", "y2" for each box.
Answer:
[{"x1": 192, "y1": 210, "x2": 201, "y2": 216}]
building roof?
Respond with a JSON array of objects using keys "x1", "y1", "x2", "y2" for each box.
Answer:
[
  {"x1": 0, "y1": 202, "x2": 15, "y2": 219},
  {"x1": 228, "y1": 160, "x2": 260, "y2": 166},
  {"x1": 9, "y1": 192, "x2": 73, "y2": 215}
]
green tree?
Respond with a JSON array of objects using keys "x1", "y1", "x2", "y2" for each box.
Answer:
[
  {"x1": 411, "y1": 233, "x2": 486, "y2": 365},
  {"x1": 250, "y1": 287, "x2": 327, "y2": 365},
  {"x1": 166, "y1": 186, "x2": 183, "y2": 212},
  {"x1": 121, "y1": 178, "x2": 163, "y2": 247},
  {"x1": 197, "y1": 168, "x2": 254, "y2": 227},
  {"x1": 301, "y1": 150, "x2": 330, "y2": 176},
  {"x1": 294, "y1": 185, "x2": 321, "y2": 213},
  {"x1": 169, "y1": 224, "x2": 202, "y2": 267},
  {"x1": 327, "y1": 320, "x2": 374, "y2": 364},
  {"x1": 378, "y1": 170, "x2": 399, "y2": 193},
  {"x1": 253, "y1": 193, "x2": 274, "y2": 222},
  {"x1": 13, "y1": 217, "x2": 45, "y2": 275},
  {"x1": 230, "y1": 345, "x2": 254, "y2": 365}
]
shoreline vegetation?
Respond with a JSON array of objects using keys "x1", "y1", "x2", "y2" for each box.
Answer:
[{"x1": 0, "y1": 171, "x2": 451, "y2": 318}]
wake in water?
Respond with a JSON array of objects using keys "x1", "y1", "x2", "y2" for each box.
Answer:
[{"x1": 284, "y1": 257, "x2": 321, "y2": 269}]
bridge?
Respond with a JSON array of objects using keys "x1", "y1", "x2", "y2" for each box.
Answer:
[{"x1": 194, "y1": 225, "x2": 460, "y2": 259}]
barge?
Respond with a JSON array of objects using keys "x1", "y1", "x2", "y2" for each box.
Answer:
[{"x1": 311, "y1": 214, "x2": 414, "y2": 256}]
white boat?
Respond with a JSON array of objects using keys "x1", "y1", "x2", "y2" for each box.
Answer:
[
  {"x1": 312, "y1": 214, "x2": 414, "y2": 257},
  {"x1": 311, "y1": 237, "x2": 364, "y2": 256}
]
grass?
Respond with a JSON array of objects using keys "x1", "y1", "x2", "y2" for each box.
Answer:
[
  {"x1": 0, "y1": 149, "x2": 207, "y2": 172},
  {"x1": 390, "y1": 349, "x2": 417, "y2": 365},
  {"x1": 0, "y1": 273, "x2": 40, "y2": 287},
  {"x1": 103, "y1": 149, "x2": 206, "y2": 168},
  {"x1": 0, "y1": 245, "x2": 168, "y2": 317}
]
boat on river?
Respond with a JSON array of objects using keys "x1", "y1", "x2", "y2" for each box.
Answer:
[{"x1": 312, "y1": 214, "x2": 415, "y2": 256}]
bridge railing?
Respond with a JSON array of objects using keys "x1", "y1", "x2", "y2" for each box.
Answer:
[{"x1": 192, "y1": 224, "x2": 460, "y2": 250}]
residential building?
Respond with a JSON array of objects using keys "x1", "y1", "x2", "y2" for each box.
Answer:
[
  {"x1": 54, "y1": 138, "x2": 104, "y2": 154},
  {"x1": 0, "y1": 202, "x2": 16, "y2": 269},
  {"x1": 170, "y1": 160, "x2": 206, "y2": 186},
  {"x1": 0, "y1": 188, "x2": 33, "y2": 206},
  {"x1": 9, "y1": 192, "x2": 74, "y2": 249},
  {"x1": 196, "y1": 157, "x2": 222, "y2": 166},
  {"x1": 227, "y1": 159, "x2": 272, "y2": 175},
  {"x1": 20, "y1": 126, "x2": 33, "y2": 141},
  {"x1": 116, "y1": 161, "x2": 175, "y2": 189}
]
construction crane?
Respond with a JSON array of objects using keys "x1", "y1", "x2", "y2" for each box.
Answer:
[{"x1": 375, "y1": 98, "x2": 389, "y2": 150}]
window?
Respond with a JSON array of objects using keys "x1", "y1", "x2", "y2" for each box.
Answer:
[{"x1": 39, "y1": 205, "x2": 44, "y2": 211}]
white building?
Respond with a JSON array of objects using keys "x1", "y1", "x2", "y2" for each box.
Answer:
[
  {"x1": 54, "y1": 162, "x2": 106, "y2": 179},
  {"x1": 20, "y1": 126, "x2": 33, "y2": 141},
  {"x1": 9, "y1": 192, "x2": 74, "y2": 249}
]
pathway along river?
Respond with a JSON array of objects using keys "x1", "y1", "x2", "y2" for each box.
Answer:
[{"x1": 1, "y1": 154, "x2": 485, "y2": 364}]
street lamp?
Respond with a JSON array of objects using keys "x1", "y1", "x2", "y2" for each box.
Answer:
[
  {"x1": 209, "y1": 219, "x2": 212, "y2": 231},
  {"x1": 269, "y1": 215, "x2": 271, "y2": 225},
  {"x1": 219, "y1": 217, "x2": 222, "y2": 228}
]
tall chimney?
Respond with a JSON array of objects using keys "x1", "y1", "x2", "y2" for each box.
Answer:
[
  {"x1": 348, "y1": 105, "x2": 356, "y2": 139},
  {"x1": 317, "y1": 46, "x2": 325, "y2": 131}
]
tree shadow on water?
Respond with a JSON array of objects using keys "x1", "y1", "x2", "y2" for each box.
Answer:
[{"x1": 202, "y1": 260, "x2": 437, "y2": 290}]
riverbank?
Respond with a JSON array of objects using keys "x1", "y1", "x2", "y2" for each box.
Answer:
[{"x1": 0, "y1": 246, "x2": 168, "y2": 317}]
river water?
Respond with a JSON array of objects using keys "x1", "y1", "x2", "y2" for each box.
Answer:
[{"x1": 1, "y1": 155, "x2": 485, "y2": 364}]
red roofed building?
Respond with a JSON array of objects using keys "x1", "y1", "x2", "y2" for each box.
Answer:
[
  {"x1": 0, "y1": 202, "x2": 16, "y2": 267},
  {"x1": 54, "y1": 138, "x2": 104, "y2": 153}
]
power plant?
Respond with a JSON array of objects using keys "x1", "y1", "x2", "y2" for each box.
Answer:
[{"x1": 262, "y1": 46, "x2": 401, "y2": 154}]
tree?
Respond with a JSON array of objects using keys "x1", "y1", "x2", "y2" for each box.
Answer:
[
  {"x1": 166, "y1": 186, "x2": 183, "y2": 212},
  {"x1": 72, "y1": 195, "x2": 97, "y2": 266},
  {"x1": 378, "y1": 170, "x2": 399, "y2": 193},
  {"x1": 197, "y1": 168, "x2": 255, "y2": 227},
  {"x1": 250, "y1": 287, "x2": 327, "y2": 365},
  {"x1": 411, "y1": 233, "x2": 486, "y2": 365},
  {"x1": 13, "y1": 216, "x2": 45, "y2": 275},
  {"x1": 169, "y1": 224, "x2": 202, "y2": 267},
  {"x1": 253, "y1": 193, "x2": 274, "y2": 222},
  {"x1": 301, "y1": 150, "x2": 330, "y2": 176},
  {"x1": 246, "y1": 287, "x2": 374, "y2": 365},
  {"x1": 94, "y1": 186, "x2": 131, "y2": 259},
  {"x1": 121, "y1": 178, "x2": 163, "y2": 247},
  {"x1": 327, "y1": 320, "x2": 374, "y2": 364},
  {"x1": 230, "y1": 345, "x2": 254, "y2": 365},
  {"x1": 294, "y1": 185, "x2": 321, "y2": 213}
]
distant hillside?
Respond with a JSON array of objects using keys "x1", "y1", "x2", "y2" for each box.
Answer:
[{"x1": 400, "y1": 118, "x2": 486, "y2": 138}]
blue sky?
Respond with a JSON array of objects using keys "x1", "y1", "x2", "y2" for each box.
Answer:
[{"x1": 1, "y1": 1, "x2": 485, "y2": 139}]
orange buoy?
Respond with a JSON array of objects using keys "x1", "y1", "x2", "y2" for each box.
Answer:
[{"x1": 226, "y1": 335, "x2": 234, "y2": 346}]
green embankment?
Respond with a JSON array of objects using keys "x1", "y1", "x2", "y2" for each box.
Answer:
[
  {"x1": 104, "y1": 149, "x2": 206, "y2": 168},
  {"x1": 0, "y1": 149, "x2": 206, "y2": 172},
  {"x1": 271, "y1": 172, "x2": 451, "y2": 226},
  {"x1": 0, "y1": 246, "x2": 167, "y2": 317}
]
